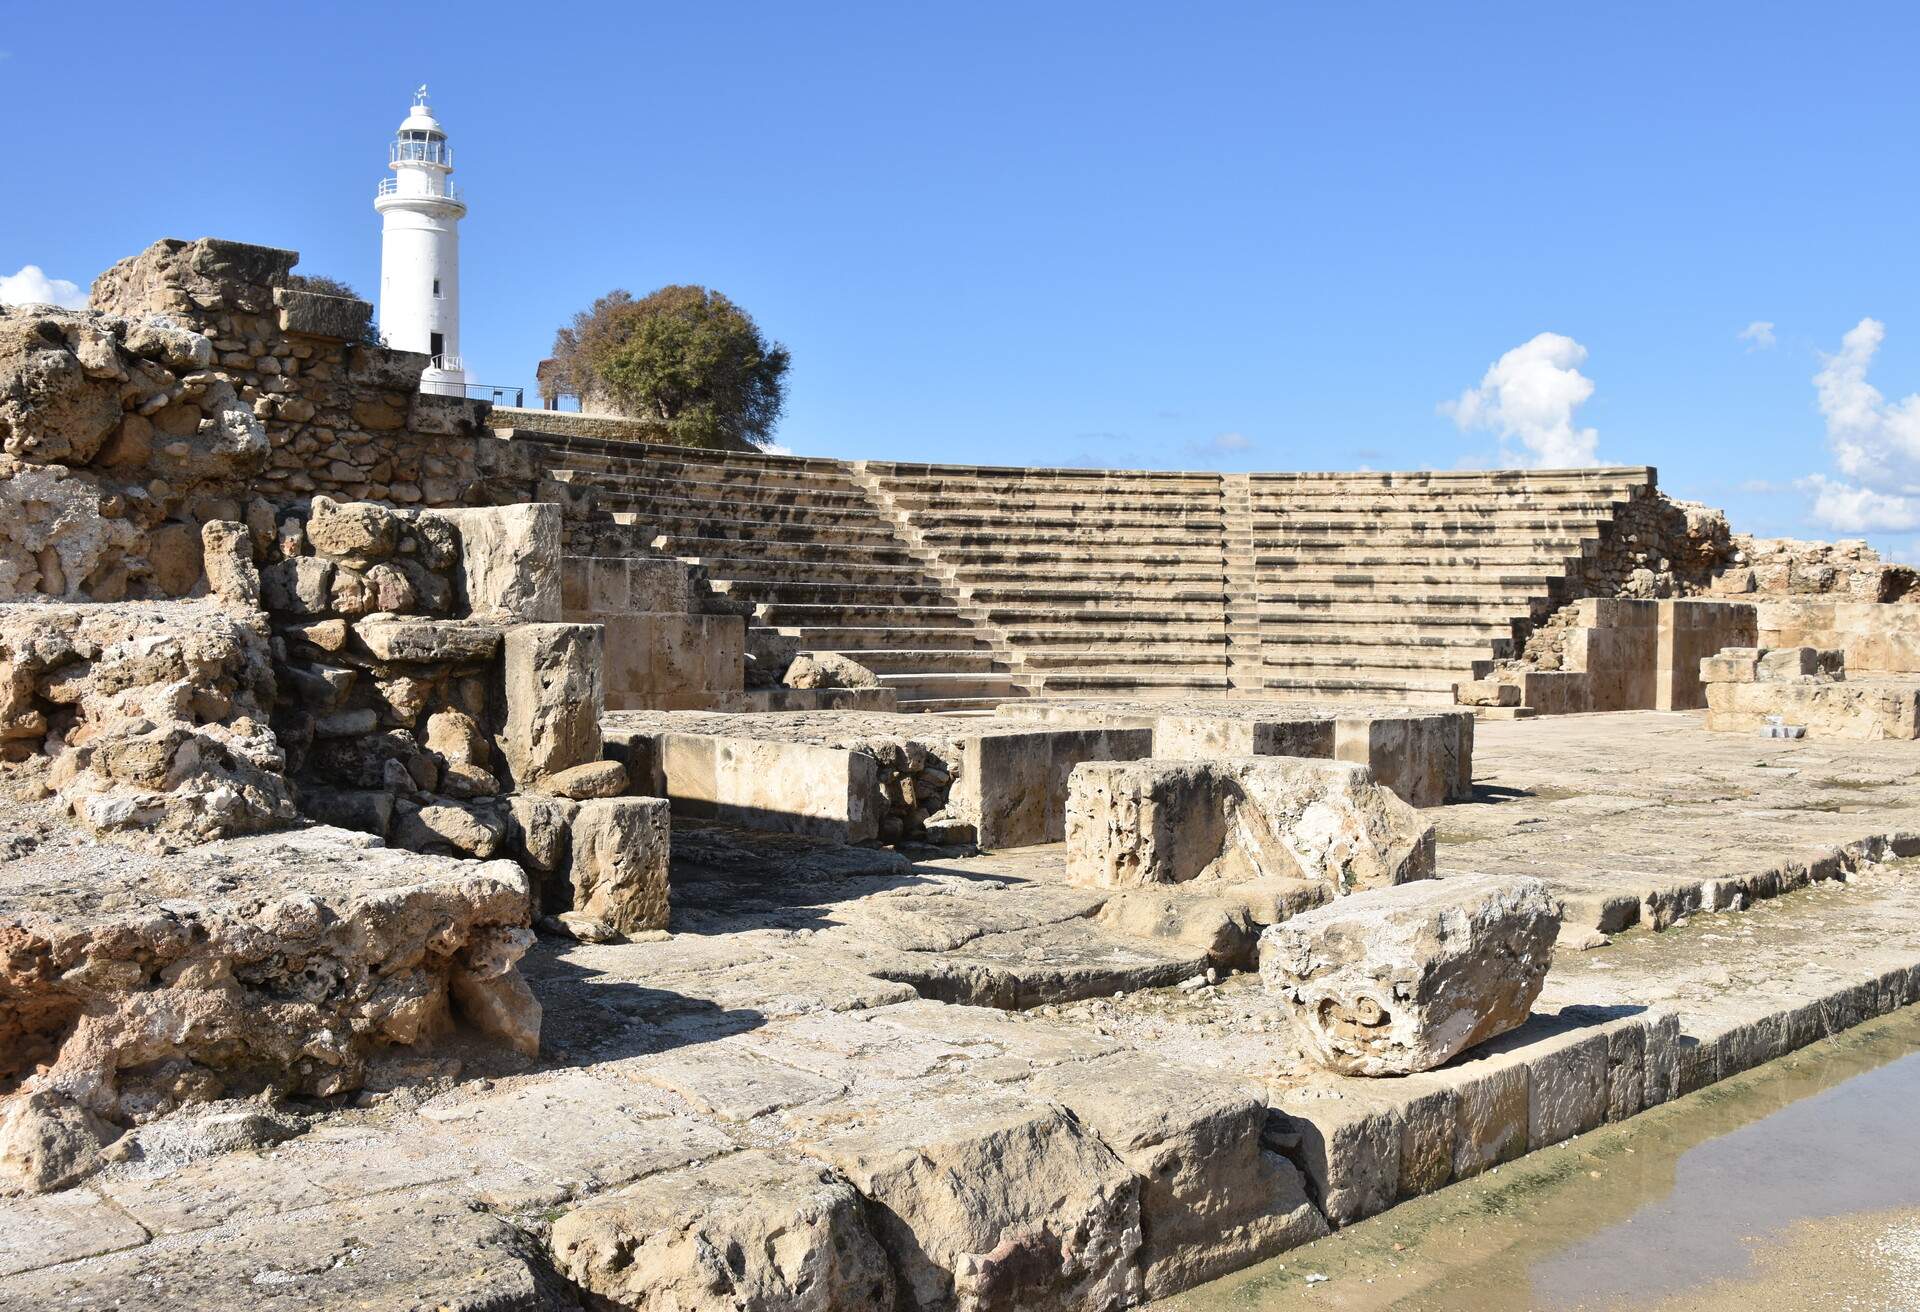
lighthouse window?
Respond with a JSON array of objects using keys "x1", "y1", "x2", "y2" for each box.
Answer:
[{"x1": 432, "y1": 279, "x2": 441, "y2": 297}]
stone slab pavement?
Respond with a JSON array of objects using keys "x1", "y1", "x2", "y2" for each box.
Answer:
[{"x1": 7, "y1": 711, "x2": 1920, "y2": 1308}]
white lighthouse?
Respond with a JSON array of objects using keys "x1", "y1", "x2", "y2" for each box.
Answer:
[{"x1": 375, "y1": 87, "x2": 467, "y2": 396}]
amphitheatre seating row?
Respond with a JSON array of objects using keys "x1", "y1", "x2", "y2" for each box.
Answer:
[
  {"x1": 499, "y1": 422, "x2": 1654, "y2": 709},
  {"x1": 508, "y1": 430, "x2": 1015, "y2": 710}
]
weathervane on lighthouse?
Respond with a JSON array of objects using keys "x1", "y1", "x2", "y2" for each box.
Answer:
[{"x1": 375, "y1": 86, "x2": 468, "y2": 397}]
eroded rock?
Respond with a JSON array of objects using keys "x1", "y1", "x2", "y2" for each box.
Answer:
[
  {"x1": 1259, "y1": 873, "x2": 1561, "y2": 1076},
  {"x1": 1065, "y1": 757, "x2": 1435, "y2": 894}
]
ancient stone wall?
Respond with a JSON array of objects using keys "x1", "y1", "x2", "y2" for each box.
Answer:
[{"x1": 89, "y1": 238, "x2": 526, "y2": 511}]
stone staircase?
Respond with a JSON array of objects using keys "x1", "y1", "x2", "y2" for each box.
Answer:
[
  {"x1": 858, "y1": 461, "x2": 1234, "y2": 699},
  {"x1": 499, "y1": 430, "x2": 1017, "y2": 711},
  {"x1": 496, "y1": 421, "x2": 1656, "y2": 713},
  {"x1": 1247, "y1": 468, "x2": 1655, "y2": 704}
]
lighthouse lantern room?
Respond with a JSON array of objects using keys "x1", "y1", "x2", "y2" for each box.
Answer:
[{"x1": 374, "y1": 86, "x2": 468, "y2": 396}]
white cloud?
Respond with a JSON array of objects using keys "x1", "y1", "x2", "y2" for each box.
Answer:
[
  {"x1": 1797, "y1": 318, "x2": 1920, "y2": 533},
  {"x1": 1203, "y1": 432, "x2": 1251, "y2": 453},
  {"x1": 1801, "y1": 474, "x2": 1920, "y2": 532},
  {"x1": 1814, "y1": 318, "x2": 1920, "y2": 492},
  {"x1": 1440, "y1": 332, "x2": 1599, "y2": 468},
  {"x1": 1739, "y1": 320, "x2": 1777, "y2": 350},
  {"x1": 0, "y1": 265, "x2": 88, "y2": 309},
  {"x1": 755, "y1": 440, "x2": 794, "y2": 456}
]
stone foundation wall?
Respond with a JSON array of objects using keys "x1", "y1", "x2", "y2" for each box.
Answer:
[{"x1": 486, "y1": 406, "x2": 757, "y2": 453}]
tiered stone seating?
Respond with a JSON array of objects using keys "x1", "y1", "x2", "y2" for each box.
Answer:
[
  {"x1": 1247, "y1": 468, "x2": 1655, "y2": 704},
  {"x1": 500, "y1": 431, "x2": 1016, "y2": 711},
  {"x1": 858, "y1": 462, "x2": 1235, "y2": 699},
  {"x1": 498, "y1": 422, "x2": 1657, "y2": 713}
]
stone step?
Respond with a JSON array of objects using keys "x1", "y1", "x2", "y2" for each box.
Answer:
[
  {"x1": 1260, "y1": 650, "x2": 1491, "y2": 678},
  {"x1": 509, "y1": 432, "x2": 850, "y2": 477},
  {"x1": 955, "y1": 562, "x2": 1228, "y2": 583},
  {"x1": 1248, "y1": 492, "x2": 1631, "y2": 512},
  {"x1": 1250, "y1": 514, "x2": 1610, "y2": 535},
  {"x1": 920, "y1": 526, "x2": 1229, "y2": 550},
  {"x1": 959, "y1": 582, "x2": 1229, "y2": 605},
  {"x1": 1258, "y1": 673, "x2": 1461, "y2": 704},
  {"x1": 710, "y1": 578, "x2": 954, "y2": 608},
  {"x1": 595, "y1": 489, "x2": 894, "y2": 530},
  {"x1": 1255, "y1": 568, "x2": 1558, "y2": 589},
  {"x1": 1255, "y1": 546, "x2": 1591, "y2": 567},
  {"x1": 666, "y1": 537, "x2": 919, "y2": 566},
  {"x1": 842, "y1": 647, "x2": 1006, "y2": 673},
  {"x1": 884, "y1": 490, "x2": 1228, "y2": 515},
  {"x1": 1021, "y1": 669, "x2": 1234, "y2": 692},
  {"x1": 1258, "y1": 610, "x2": 1520, "y2": 635},
  {"x1": 612, "y1": 509, "x2": 903, "y2": 546},
  {"x1": 1015, "y1": 647, "x2": 1233, "y2": 669},
  {"x1": 1253, "y1": 535, "x2": 1589, "y2": 555},
  {"x1": 1259, "y1": 586, "x2": 1541, "y2": 605},
  {"x1": 979, "y1": 602, "x2": 1228, "y2": 625},
  {"x1": 932, "y1": 542, "x2": 1230, "y2": 565},
  {"x1": 548, "y1": 467, "x2": 878, "y2": 510},
  {"x1": 902, "y1": 508, "x2": 1228, "y2": 532},
  {"x1": 1258, "y1": 630, "x2": 1513, "y2": 653},
  {"x1": 995, "y1": 625, "x2": 1229, "y2": 647},
  {"x1": 876, "y1": 670, "x2": 1022, "y2": 698},
  {"x1": 528, "y1": 451, "x2": 865, "y2": 497},
  {"x1": 895, "y1": 694, "x2": 1021, "y2": 713},
  {"x1": 755, "y1": 601, "x2": 971, "y2": 627},
  {"x1": 1246, "y1": 466, "x2": 1652, "y2": 491},
  {"x1": 766, "y1": 624, "x2": 994, "y2": 651},
  {"x1": 686, "y1": 556, "x2": 940, "y2": 587},
  {"x1": 865, "y1": 462, "x2": 1224, "y2": 487}
]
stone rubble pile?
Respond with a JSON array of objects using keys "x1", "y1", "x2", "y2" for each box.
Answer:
[
  {"x1": 0, "y1": 600, "x2": 292, "y2": 842},
  {"x1": 1, "y1": 305, "x2": 268, "y2": 604}
]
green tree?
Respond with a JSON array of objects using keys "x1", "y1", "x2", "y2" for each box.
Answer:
[{"x1": 546, "y1": 286, "x2": 790, "y2": 448}]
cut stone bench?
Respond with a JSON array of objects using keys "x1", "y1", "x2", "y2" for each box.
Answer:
[{"x1": 602, "y1": 710, "x2": 1152, "y2": 847}]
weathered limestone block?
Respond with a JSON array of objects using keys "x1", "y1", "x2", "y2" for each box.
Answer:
[
  {"x1": 660, "y1": 732, "x2": 878, "y2": 843},
  {"x1": 1028, "y1": 1055, "x2": 1328, "y2": 1298},
  {"x1": 1334, "y1": 710, "x2": 1474, "y2": 808},
  {"x1": 551, "y1": 1150, "x2": 897, "y2": 1312},
  {"x1": 1704, "y1": 677, "x2": 1920, "y2": 740},
  {"x1": 1452, "y1": 679, "x2": 1519, "y2": 707},
  {"x1": 498, "y1": 623, "x2": 603, "y2": 788},
  {"x1": 1153, "y1": 712, "x2": 1334, "y2": 761},
  {"x1": 1065, "y1": 757, "x2": 1434, "y2": 894},
  {"x1": 566, "y1": 796, "x2": 670, "y2": 935},
  {"x1": 357, "y1": 618, "x2": 501, "y2": 663},
  {"x1": 536, "y1": 759, "x2": 628, "y2": 800},
  {"x1": 792, "y1": 1085, "x2": 1144, "y2": 1312},
  {"x1": 1756, "y1": 645, "x2": 1844, "y2": 681},
  {"x1": 436, "y1": 504, "x2": 561, "y2": 622},
  {"x1": 199, "y1": 519, "x2": 259, "y2": 610},
  {"x1": 1259, "y1": 873, "x2": 1560, "y2": 1076},
  {"x1": 784, "y1": 650, "x2": 881, "y2": 690},
  {"x1": 0, "y1": 829, "x2": 535, "y2": 1132},
  {"x1": 304, "y1": 494, "x2": 399, "y2": 560},
  {"x1": 953, "y1": 727, "x2": 1155, "y2": 849}
]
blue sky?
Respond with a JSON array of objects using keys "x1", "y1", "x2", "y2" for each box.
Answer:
[{"x1": 4, "y1": 2, "x2": 1920, "y2": 556}]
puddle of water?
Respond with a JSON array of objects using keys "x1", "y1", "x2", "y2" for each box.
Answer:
[{"x1": 1155, "y1": 1005, "x2": 1920, "y2": 1312}]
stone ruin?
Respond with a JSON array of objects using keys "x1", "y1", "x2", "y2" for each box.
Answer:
[{"x1": 4, "y1": 234, "x2": 1920, "y2": 1309}]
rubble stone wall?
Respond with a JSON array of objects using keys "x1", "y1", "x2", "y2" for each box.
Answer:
[{"x1": 88, "y1": 238, "x2": 527, "y2": 511}]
